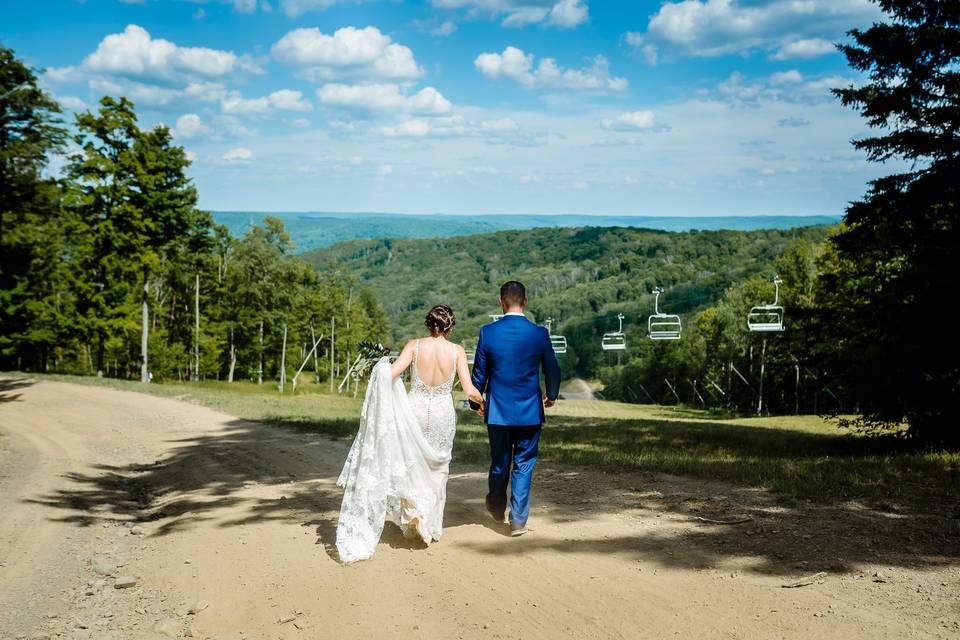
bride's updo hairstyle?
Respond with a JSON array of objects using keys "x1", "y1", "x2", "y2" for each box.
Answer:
[{"x1": 425, "y1": 304, "x2": 456, "y2": 337}]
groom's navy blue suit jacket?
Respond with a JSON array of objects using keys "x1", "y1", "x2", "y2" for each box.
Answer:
[{"x1": 471, "y1": 314, "x2": 561, "y2": 427}]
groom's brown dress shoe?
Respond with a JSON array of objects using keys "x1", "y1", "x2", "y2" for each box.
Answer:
[
  {"x1": 485, "y1": 495, "x2": 506, "y2": 523},
  {"x1": 509, "y1": 523, "x2": 528, "y2": 537}
]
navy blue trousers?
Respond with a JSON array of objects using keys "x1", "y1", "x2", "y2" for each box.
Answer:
[{"x1": 486, "y1": 424, "x2": 541, "y2": 526}]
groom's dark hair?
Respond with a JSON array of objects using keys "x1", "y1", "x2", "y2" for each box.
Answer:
[{"x1": 500, "y1": 281, "x2": 526, "y2": 306}]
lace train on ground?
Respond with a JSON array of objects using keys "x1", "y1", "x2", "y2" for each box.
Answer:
[{"x1": 335, "y1": 358, "x2": 452, "y2": 563}]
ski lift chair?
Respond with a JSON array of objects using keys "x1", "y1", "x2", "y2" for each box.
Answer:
[
  {"x1": 747, "y1": 276, "x2": 785, "y2": 332},
  {"x1": 545, "y1": 318, "x2": 568, "y2": 354},
  {"x1": 602, "y1": 313, "x2": 627, "y2": 351},
  {"x1": 648, "y1": 288, "x2": 682, "y2": 340}
]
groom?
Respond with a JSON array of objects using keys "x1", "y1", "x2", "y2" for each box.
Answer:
[{"x1": 471, "y1": 281, "x2": 561, "y2": 536}]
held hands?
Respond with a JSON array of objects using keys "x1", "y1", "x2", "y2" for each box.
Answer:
[{"x1": 468, "y1": 389, "x2": 485, "y2": 417}]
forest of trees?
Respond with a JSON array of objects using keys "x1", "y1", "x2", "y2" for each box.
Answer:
[
  {"x1": 0, "y1": 45, "x2": 387, "y2": 387},
  {"x1": 305, "y1": 225, "x2": 833, "y2": 416}
]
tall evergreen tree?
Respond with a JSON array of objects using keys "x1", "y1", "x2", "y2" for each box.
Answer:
[
  {"x1": 822, "y1": 1, "x2": 959, "y2": 442},
  {"x1": 128, "y1": 124, "x2": 210, "y2": 382},
  {"x1": 0, "y1": 45, "x2": 68, "y2": 370},
  {"x1": 65, "y1": 97, "x2": 142, "y2": 373}
]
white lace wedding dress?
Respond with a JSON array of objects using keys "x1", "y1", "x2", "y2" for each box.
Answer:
[{"x1": 335, "y1": 341, "x2": 458, "y2": 563}]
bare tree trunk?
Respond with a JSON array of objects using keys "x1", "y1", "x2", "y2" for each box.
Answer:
[
  {"x1": 279, "y1": 324, "x2": 288, "y2": 394},
  {"x1": 329, "y1": 316, "x2": 335, "y2": 392},
  {"x1": 310, "y1": 324, "x2": 320, "y2": 383},
  {"x1": 258, "y1": 320, "x2": 264, "y2": 385},
  {"x1": 193, "y1": 273, "x2": 200, "y2": 382},
  {"x1": 228, "y1": 326, "x2": 236, "y2": 383},
  {"x1": 795, "y1": 364, "x2": 800, "y2": 415},
  {"x1": 141, "y1": 275, "x2": 149, "y2": 383},
  {"x1": 96, "y1": 332, "x2": 104, "y2": 377},
  {"x1": 757, "y1": 338, "x2": 766, "y2": 416}
]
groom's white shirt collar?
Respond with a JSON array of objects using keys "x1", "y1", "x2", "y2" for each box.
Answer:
[{"x1": 504, "y1": 312, "x2": 526, "y2": 317}]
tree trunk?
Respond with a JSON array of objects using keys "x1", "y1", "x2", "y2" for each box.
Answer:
[
  {"x1": 310, "y1": 324, "x2": 320, "y2": 383},
  {"x1": 279, "y1": 324, "x2": 288, "y2": 394},
  {"x1": 329, "y1": 316, "x2": 335, "y2": 392},
  {"x1": 757, "y1": 338, "x2": 766, "y2": 416},
  {"x1": 97, "y1": 332, "x2": 105, "y2": 377},
  {"x1": 228, "y1": 327, "x2": 236, "y2": 383},
  {"x1": 193, "y1": 273, "x2": 200, "y2": 382},
  {"x1": 141, "y1": 275, "x2": 149, "y2": 383},
  {"x1": 258, "y1": 320, "x2": 264, "y2": 385}
]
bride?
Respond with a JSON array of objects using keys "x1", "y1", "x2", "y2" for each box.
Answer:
[{"x1": 335, "y1": 304, "x2": 483, "y2": 563}]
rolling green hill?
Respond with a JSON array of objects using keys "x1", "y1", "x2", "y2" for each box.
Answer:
[
  {"x1": 213, "y1": 212, "x2": 841, "y2": 253},
  {"x1": 304, "y1": 225, "x2": 834, "y2": 380}
]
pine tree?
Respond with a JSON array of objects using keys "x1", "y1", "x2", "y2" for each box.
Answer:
[
  {"x1": 822, "y1": 1, "x2": 960, "y2": 442},
  {"x1": 0, "y1": 45, "x2": 68, "y2": 370}
]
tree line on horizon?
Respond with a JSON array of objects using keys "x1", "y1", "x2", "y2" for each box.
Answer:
[{"x1": 0, "y1": 45, "x2": 387, "y2": 387}]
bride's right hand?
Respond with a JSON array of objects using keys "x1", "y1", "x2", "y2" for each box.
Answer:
[{"x1": 467, "y1": 389, "x2": 484, "y2": 416}]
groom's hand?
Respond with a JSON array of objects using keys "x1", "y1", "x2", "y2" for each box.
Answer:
[
  {"x1": 468, "y1": 390, "x2": 485, "y2": 416},
  {"x1": 543, "y1": 394, "x2": 556, "y2": 409}
]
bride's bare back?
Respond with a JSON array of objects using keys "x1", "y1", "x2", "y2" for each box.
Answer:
[
  {"x1": 414, "y1": 337, "x2": 456, "y2": 387},
  {"x1": 391, "y1": 336, "x2": 474, "y2": 391}
]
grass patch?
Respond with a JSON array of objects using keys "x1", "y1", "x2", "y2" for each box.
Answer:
[{"x1": 7, "y1": 372, "x2": 959, "y2": 503}]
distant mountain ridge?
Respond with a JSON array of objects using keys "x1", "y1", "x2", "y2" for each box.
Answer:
[{"x1": 212, "y1": 211, "x2": 841, "y2": 253}]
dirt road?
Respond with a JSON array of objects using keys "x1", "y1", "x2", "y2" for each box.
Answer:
[{"x1": 1, "y1": 378, "x2": 957, "y2": 640}]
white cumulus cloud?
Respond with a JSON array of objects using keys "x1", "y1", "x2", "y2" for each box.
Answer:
[
  {"x1": 43, "y1": 25, "x2": 258, "y2": 110},
  {"x1": 627, "y1": 0, "x2": 879, "y2": 62},
  {"x1": 174, "y1": 113, "x2": 213, "y2": 139},
  {"x1": 82, "y1": 24, "x2": 253, "y2": 81},
  {"x1": 474, "y1": 46, "x2": 626, "y2": 91},
  {"x1": 221, "y1": 89, "x2": 312, "y2": 114},
  {"x1": 547, "y1": 0, "x2": 588, "y2": 28},
  {"x1": 709, "y1": 70, "x2": 855, "y2": 106},
  {"x1": 58, "y1": 95, "x2": 87, "y2": 111},
  {"x1": 222, "y1": 147, "x2": 254, "y2": 163},
  {"x1": 773, "y1": 38, "x2": 837, "y2": 60},
  {"x1": 277, "y1": 0, "x2": 341, "y2": 16},
  {"x1": 316, "y1": 83, "x2": 451, "y2": 115},
  {"x1": 272, "y1": 26, "x2": 422, "y2": 81},
  {"x1": 600, "y1": 110, "x2": 668, "y2": 132},
  {"x1": 431, "y1": 0, "x2": 589, "y2": 29}
]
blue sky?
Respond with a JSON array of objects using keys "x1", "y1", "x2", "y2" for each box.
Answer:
[{"x1": 3, "y1": 0, "x2": 889, "y2": 215}]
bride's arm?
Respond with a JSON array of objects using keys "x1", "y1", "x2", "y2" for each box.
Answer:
[
  {"x1": 455, "y1": 345, "x2": 483, "y2": 404},
  {"x1": 390, "y1": 340, "x2": 415, "y2": 380}
]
